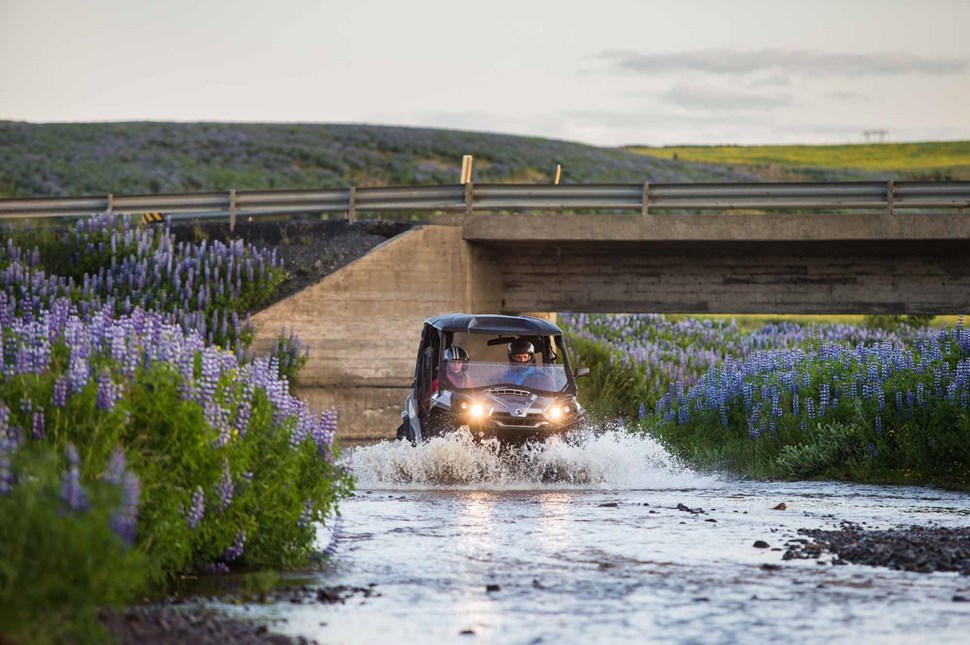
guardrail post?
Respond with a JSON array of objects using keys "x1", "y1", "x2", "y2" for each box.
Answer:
[
  {"x1": 464, "y1": 182, "x2": 474, "y2": 216},
  {"x1": 229, "y1": 189, "x2": 238, "y2": 232},
  {"x1": 641, "y1": 181, "x2": 650, "y2": 217},
  {"x1": 106, "y1": 194, "x2": 114, "y2": 213},
  {"x1": 347, "y1": 186, "x2": 357, "y2": 223},
  {"x1": 886, "y1": 180, "x2": 895, "y2": 216}
]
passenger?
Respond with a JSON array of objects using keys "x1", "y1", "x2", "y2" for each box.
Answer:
[{"x1": 443, "y1": 345, "x2": 475, "y2": 388}]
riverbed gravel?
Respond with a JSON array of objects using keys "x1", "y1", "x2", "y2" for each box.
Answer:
[
  {"x1": 100, "y1": 584, "x2": 380, "y2": 645},
  {"x1": 100, "y1": 604, "x2": 310, "y2": 645},
  {"x1": 783, "y1": 521, "x2": 970, "y2": 575}
]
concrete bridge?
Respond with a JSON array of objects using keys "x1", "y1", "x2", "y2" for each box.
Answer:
[{"x1": 252, "y1": 212, "x2": 970, "y2": 439}]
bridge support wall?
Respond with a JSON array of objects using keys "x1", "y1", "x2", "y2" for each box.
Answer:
[
  {"x1": 251, "y1": 225, "x2": 502, "y2": 439},
  {"x1": 492, "y1": 240, "x2": 970, "y2": 315}
]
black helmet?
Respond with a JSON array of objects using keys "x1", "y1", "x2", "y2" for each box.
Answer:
[
  {"x1": 444, "y1": 345, "x2": 469, "y2": 362},
  {"x1": 508, "y1": 338, "x2": 535, "y2": 363}
]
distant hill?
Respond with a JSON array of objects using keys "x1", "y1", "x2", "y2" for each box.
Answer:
[
  {"x1": 0, "y1": 121, "x2": 781, "y2": 199},
  {"x1": 627, "y1": 141, "x2": 970, "y2": 181}
]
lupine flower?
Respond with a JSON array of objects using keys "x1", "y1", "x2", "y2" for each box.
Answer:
[
  {"x1": 52, "y1": 377, "x2": 68, "y2": 408},
  {"x1": 223, "y1": 530, "x2": 247, "y2": 561},
  {"x1": 109, "y1": 470, "x2": 141, "y2": 544},
  {"x1": 187, "y1": 486, "x2": 205, "y2": 529},
  {"x1": 218, "y1": 461, "x2": 234, "y2": 511},
  {"x1": 31, "y1": 409, "x2": 44, "y2": 440},
  {"x1": 0, "y1": 437, "x2": 13, "y2": 494},
  {"x1": 60, "y1": 444, "x2": 89, "y2": 512},
  {"x1": 95, "y1": 370, "x2": 119, "y2": 411},
  {"x1": 298, "y1": 500, "x2": 314, "y2": 528}
]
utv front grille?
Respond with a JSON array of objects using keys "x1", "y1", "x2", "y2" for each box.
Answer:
[
  {"x1": 489, "y1": 411, "x2": 545, "y2": 428},
  {"x1": 488, "y1": 387, "x2": 533, "y2": 398}
]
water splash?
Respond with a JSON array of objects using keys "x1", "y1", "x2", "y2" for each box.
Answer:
[{"x1": 347, "y1": 427, "x2": 717, "y2": 490}]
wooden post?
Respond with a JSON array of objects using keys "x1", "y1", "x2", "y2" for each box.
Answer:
[
  {"x1": 642, "y1": 181, "x2": 650, "y2": 217},
  {"x1": 461, "y1": 155, "x2": 473, "y2": 184},
  {"x1": 886, "y1": 179, "x2": 895, "y2": 216},
  {"x1": 347, "y1": 186, "x2": 357, "y2": 223},
  {"x1": 229, "y1": 189, "x2": 238, "y2": 232},
  {"x1": 553, "y1": 164, "x2": 561, "y2": 185},
  {"x1": 106, "y1": 194, "x2": 114, "y2": 213},
  {"x1": 464, "y1": 181, "x2": 473, "y2": 216}
]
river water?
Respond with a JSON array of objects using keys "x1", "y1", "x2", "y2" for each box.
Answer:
[{"x1": 220, "y1": 429, "x2": 970, "y2": 644}]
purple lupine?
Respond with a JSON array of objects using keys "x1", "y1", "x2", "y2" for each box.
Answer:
[
  {"x1": 109, "y1": 471, "x2": 141, "y2": 544},
  {"x1": 95, "y1": 369, "x2": 119, "y2": 411},
  {"x1": 187, "y1": 486, "x2": 205, "y2": 529},
  {"x1": 31, "y1": 409, "x2": 44, "y2": 440},
  {"x1": 0, "y1": 403, "x2": 10, "y2": 440},
  {"x1": 0, "y1": 437, "x2": 13, "y2": 494},
  {"x1": 223, "y1": 530, "x2": 247, "y2": 561},
  {"x1": 60, "y1": 444, "x2": 89, "y2": 512},
  {"x1": 218, "y1": 461, "x2": 234, "y2": 511},
  {"x1": 298, "y1": 500, "x2": 314, "y2": 528},
  {"x1": 52, "y1": 377, "x2": 69, "y2": 408},
  {"x1": 104, "y1": 447, "x2": 126, "y2": 485}
]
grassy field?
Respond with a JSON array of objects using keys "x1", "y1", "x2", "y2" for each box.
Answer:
[
  {"x1": 627, "y1": 141, "x2": 970, "y2": 180},
  {"x1": 0, "y1": 121, "x2": 756, "y2": 198}
]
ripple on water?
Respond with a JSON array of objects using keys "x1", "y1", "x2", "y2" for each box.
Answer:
[{"x1": 346, "y1": 427, "x2": 720, "y2": 490}]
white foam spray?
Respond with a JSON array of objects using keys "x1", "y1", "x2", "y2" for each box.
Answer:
[{"x1": 346, "y1": 426, "x2": 718, "y2": 490}]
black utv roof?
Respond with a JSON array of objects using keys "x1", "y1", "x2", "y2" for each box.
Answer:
[{"x1": 425, "y1": 314, "x2": 563, "y2": 335}]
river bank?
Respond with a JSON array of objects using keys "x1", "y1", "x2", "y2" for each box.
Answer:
[{"x1": 108, "y1": 432, "x2": 969, "y2": 645}]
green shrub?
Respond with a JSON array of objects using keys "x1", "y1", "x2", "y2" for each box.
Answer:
[{"x1": 0, "y1": 444, "x2": 150, "y2": 644}]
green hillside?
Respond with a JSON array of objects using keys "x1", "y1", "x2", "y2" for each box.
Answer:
[
  {"x1": 0, "y1": 122, "x2": 772, "y2": 198},
  {"x1": 627, "y1": 141, "x2": 970, "y2": 181}
]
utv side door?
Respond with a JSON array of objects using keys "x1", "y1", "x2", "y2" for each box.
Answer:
[{"x1": 412, "y1": 324, "x2": 440, "y2": 435}]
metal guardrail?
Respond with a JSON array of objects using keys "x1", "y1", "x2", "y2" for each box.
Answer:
[{"x1": 1, "y1": 181, "x2": 968, "y2": 228}]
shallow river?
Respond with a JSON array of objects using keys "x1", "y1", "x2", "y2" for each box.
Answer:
[{"x1": 222, "y1": 429, "x2": 970, "y2": 644}]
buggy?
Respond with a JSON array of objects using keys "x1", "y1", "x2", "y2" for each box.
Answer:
[{"x1": 397, "y1": 314, "x2": 589, "y2": 444}]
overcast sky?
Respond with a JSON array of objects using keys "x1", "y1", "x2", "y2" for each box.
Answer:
[{"x1": 1, "y1": 0, "x2": 967, "y2": 146}]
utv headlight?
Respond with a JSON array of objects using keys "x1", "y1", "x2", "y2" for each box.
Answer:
[
  {"x1": 548, "y1": 406, "x2": 564, "y2": 421},
  {"x1": 469, "y1": 403, "x2": 485, "y2": 418}
]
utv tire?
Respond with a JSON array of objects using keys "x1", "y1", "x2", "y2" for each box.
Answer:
[{"x1": 423, "y1": 411, "x2": 451, "y2": 438}]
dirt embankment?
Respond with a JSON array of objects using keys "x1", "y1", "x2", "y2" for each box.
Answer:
[{"x1": 172, "y1": 218, "x2": 417, "y2": 307}]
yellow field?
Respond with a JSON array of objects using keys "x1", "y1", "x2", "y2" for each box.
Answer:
[
  {"x1": 672, "y1": 314, "x2": 965, "y2": 333},
  {"x1": 627, "y1": 141, "x2": 970, "y2": 177}
]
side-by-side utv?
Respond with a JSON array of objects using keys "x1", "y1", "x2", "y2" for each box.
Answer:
[{"x1": 397, "y1": 314, "x2": 589, "y2": 444}]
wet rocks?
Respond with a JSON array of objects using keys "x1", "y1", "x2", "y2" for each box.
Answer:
[
  {"x1": 783, "y1": 522, "x2": 970, "y2": 574},
  {"x1": 485, "y1": 584, "x2": 502, "y2": 593},
  {"x1": 274, "y1": 584, "x2": 380, "y2": 605},
  {"x1": 676, "y1": 503, "x2": 705, "y2": 514},
  {"x1": 753, "y1": 540, "x2": 770, "y2": 549}
]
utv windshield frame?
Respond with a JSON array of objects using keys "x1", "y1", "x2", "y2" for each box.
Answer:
[{"x1": 411, "y1": 314, "x2": 580, "y2": 400}]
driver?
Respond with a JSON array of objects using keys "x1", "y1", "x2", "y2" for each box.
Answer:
[
  {"x1": 503, "y1": 338, "x2": 547, "y2": 388},
  {"x1": 442, "y1": 345, "x2": 474, "y2": 388}
]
